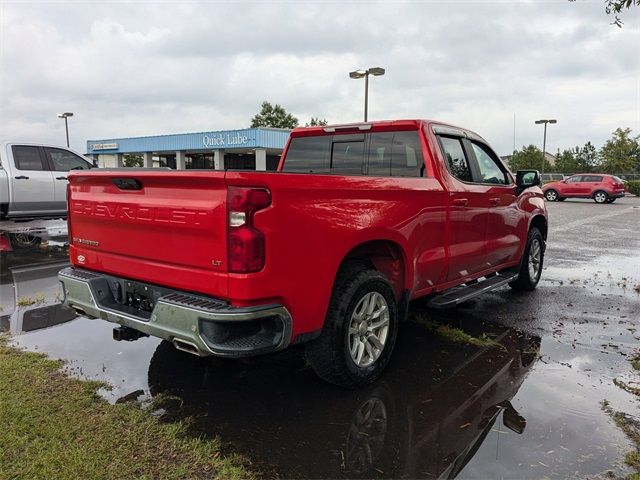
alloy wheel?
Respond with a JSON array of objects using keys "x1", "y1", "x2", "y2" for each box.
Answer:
[
  {"x1": 594, "y1": 192, "x2": 607, "y2": 203},
  {"x1": 348, "y1": 292, "x2": 390, "y2": 368},
  {"x1": 528, "y1": 239, "x2": 542, "y2": 280}
]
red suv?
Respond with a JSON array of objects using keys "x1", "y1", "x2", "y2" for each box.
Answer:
[{"x1": 542, "y1": 174, "x2": 626, "y2": 203}]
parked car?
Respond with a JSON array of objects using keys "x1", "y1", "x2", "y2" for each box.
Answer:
[
  {"x1": 541, "y1": 173, "x2": 565, "y2": 182},
  {"x1": 542, "y1": 173, "x2": 626, "y2": 203},
  {"x1": 0, "y1": 142, "x2": 95, "y2": 219},
  {"x1": 58, "y1": 119, "x2": 548, "y2": 387}
]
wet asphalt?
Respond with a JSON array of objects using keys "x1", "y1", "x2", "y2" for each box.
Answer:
[{"x1": 1, "y1": 196, "x2": 639, "y2": 479}]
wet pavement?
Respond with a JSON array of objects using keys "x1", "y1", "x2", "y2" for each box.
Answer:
[{"x1": 1, "y1": 196, "x2": 639, "y2": 478}]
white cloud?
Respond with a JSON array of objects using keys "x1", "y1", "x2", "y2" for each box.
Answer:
[{"x1": 0, "y1": 0, "x2": 638, "y2": 155}]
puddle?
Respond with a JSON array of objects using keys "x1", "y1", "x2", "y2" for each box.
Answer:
[{"x1": 1, "y1": 247, "x2": 637, "y2": 479}]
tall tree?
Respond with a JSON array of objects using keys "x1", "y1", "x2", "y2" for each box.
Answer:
[
  {"x1": 306, "y1": 117, "x2": 328, "y2": 127},
  {"x1": 123, "y1": 154, "x2": 143, "y2": 167},
  {"x1": 250, "y1": 101, "x2": 299, "y2": 129},
  {"x1": 569, "y1": 0, "x2": 638, "y2": 27},
  {"x1": 508, "y1": 145, "x2": 553, "y2": 172},
  {"x1": 574, "y1": 141, "x2": 599, "y2": 172},
  {"x1": 554, "y1": 149, "x2": 579, "y2": 174},
  {"x1": 599, "y1": 128, "x2": 640, "y2": 173}
]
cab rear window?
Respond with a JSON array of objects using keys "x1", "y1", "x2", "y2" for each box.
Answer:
[
  {"x1": 282, "y1": 135, "x2": 331, "y2": 173},
  {"x1": 283, "y1": 131, "x2": 425, "y2": 177}
]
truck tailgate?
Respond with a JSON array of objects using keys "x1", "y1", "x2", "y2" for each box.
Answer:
[{"x1": 67, "y1": 170, "x2": 229, "y2": 298}]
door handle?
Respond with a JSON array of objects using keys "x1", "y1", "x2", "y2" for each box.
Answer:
[
  {"x1": 14, "y1": 175, "x2": 29, "y2": 180},
  {"x1": 489, "y1": 197, "x2": 500, "y2": 207},
  {"x1": 55, "y1": 176, "x2": 68, "y2": 180},
  {"x1": 453, "y1": 198, "x2": 468, "y2": 207}
]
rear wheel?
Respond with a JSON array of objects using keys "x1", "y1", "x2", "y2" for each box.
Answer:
[
  {"x1": 593, "y1": 190, "x2": 609, "y2": 204},
  {"x1": 306, "y1": 268, "x2": 399, "y2": 388},
  {"x1": 544, "y1": 190, "x2": 558, "y2": 201},
  {"x1": 510, "y1": 227, "x2": 544, "y2": 291},
  {"x1": 8, "y1": 233, "x2": 41, "y2": 249}
]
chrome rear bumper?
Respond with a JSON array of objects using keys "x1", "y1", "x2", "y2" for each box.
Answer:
[{"x1": 58, "y1": 267, "x2": 292, "y2": 357}]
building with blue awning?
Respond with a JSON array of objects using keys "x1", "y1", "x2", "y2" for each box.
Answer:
[{"x1": 86, "y1": 127, "x2": 291, "y2": 170}]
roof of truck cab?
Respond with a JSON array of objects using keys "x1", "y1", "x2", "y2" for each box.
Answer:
[{"x1": 290, "y1": 119, "x2": 485, "y2": 142}]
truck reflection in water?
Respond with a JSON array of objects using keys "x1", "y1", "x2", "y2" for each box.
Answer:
[
  {"x1": 0, "y1": 261, "x2": 76, "y2": 334},
  {"x1": 147, "y1": 322, "x2": 540, "y2": 479}
]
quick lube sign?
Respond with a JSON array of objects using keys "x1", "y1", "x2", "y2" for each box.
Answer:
[{"x1": 202, "y1": 132, "x2": 249, "y2": 148}]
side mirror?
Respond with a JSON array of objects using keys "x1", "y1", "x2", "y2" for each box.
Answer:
[{"x1": 515, "y1": 170, "x2": 541, "y2": 195}]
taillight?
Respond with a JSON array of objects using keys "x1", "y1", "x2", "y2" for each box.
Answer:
[
  {"x1": 66, "y1": 183, "x2": 73, "y2": 246},
  {"x1": 0, "y1": 234, "x2": 12, "y2": 252},
  {"x1": 227, "y1": 186, "x2": 271, "y2": 273}
]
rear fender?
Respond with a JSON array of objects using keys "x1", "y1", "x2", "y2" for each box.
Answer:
[{"x1": 332, "y1": 229, "x2": 413, "y2": 301}]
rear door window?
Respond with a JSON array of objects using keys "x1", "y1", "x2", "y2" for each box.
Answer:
[
  {"x1": 583, "y1": 175, "x2": 603, "y2": 182},
  {"x1": 439, "y1": 136, "x2": 473, "y2": 182},
  {"x1": 12, "y1": 145, "x2": 46, "y2": 171},
  {"x1": 45, "y1": 147, "x2": 92, "y2": 171}
]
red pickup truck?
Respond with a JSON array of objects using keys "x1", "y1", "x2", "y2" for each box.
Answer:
[{"x1": 59, "y1": 120, "x2": 548, "y2": 387}]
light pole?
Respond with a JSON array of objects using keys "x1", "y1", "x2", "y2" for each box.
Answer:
[
  {"x1": 349, "y1": 67, "x2": 385, "y2": 122},
  {"x1": 534, "y1": 119, "x2": 557, "y2": 175},
  {"x1": 57, "y1": 112, "x2": 74, "y2": 147}
]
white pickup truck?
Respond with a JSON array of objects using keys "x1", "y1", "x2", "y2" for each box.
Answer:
[{"x1": 0, "y1": 142, "x2": 95, "y2": 219}]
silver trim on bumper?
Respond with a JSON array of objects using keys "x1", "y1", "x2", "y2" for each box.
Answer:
[{"x1": 58, "y1": 267, "x2": 292, "y2": 357}]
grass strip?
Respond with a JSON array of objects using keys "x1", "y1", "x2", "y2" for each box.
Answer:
[
  {"x1": 411, "y1": 314, "x2": 504, "y2": 350},
  {"x1": 601, "y1": 400, "x2": 640, "y2": 475},
  {"x1": 631, "y1": 352, "x2": 640, "y2": 372},
  {"x1": 0, "y1": 336, "x2": 252, "y2": 480}
]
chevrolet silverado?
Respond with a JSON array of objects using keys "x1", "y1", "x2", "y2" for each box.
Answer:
[{"x1": 58, "y1": 120, "x2": 547, "y2": 387}]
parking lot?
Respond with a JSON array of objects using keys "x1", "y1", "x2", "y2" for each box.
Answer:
[{"x1": 2, "y1": 196, "x2": 639, "y2": 478}]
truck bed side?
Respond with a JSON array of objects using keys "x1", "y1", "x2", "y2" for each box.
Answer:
[{"x1": 224, "y1": 170, "x2": 447, "y2": 337}]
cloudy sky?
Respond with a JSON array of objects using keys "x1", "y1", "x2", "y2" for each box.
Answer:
[{"x1": 0, "y1": 0, "x2": 638, "y2": 156}]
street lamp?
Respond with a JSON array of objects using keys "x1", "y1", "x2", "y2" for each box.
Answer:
[
  {"x1": 57, "y1": 112, "x2": 74, "y2": 147},
  {"x1": 534, "y1": 119, "x2": 557, "y2": 175},
  {"x1": 349, "y1": 67, "x2": 385, "y2": 122}
]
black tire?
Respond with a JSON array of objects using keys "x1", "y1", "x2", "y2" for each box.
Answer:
[
  {"x1": 593, "y1": 190, "x2": 609, "y2": 204},
  {"x1": 557, "y1": 197, "x2": 566, "y2": 202},
  {"x1": 544, "y1": 189, "x2": 558, "y2": 201},
  {"x1": 509, "y1": 227, "x2": 544, "y2": 291},
  {"x1": 306, "y1": 268, "x2": 399, "y2": 388},
  {"x1": 8, "y1": 233, "x2": 42, "y2": 249}
]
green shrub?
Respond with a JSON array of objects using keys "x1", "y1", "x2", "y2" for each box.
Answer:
[{"x1": 627, "y1": 180, "x2": 640, "y2": 196}]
